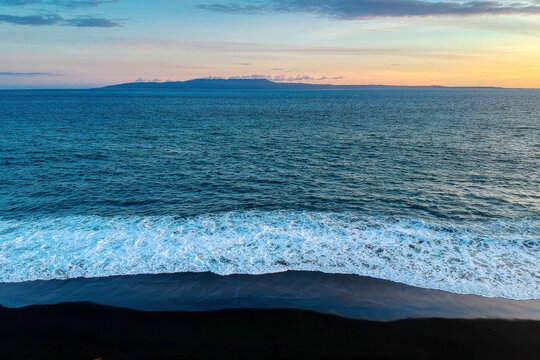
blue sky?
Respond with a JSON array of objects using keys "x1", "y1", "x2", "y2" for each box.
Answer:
[{"x1": 1, "y1": 0, "x2": 539, "y2": 88}]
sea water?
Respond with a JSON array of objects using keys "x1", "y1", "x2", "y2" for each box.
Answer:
[{"x1": 0, "y1": 88, "x2": 538, "y2": 300}]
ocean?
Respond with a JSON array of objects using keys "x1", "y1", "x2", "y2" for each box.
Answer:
[{"x1": 0, "y1": 88, "x2": 538, "y2": 311}]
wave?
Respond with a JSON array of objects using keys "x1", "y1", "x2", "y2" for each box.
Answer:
[{"x1": 0, "y1": 212, "x2": 538, "y2": 299}]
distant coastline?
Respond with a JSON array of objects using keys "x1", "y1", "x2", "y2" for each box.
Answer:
[
  {"x1": 2, "y1": 79, "x2": 539, "y2": 90},
  {"x1": 101, "y1": 78, "x2": 508, "y2": 90}
]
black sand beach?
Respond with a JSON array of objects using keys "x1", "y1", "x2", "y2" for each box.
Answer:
[
  {"x1": 2, "y1": 272, "x2": 539, "y2": 321},
  {"x1": 1, "y1": 302, "x2": 539, "y2": 360},
  {"x1": 2, "y1": 272, "x2": 539, "y2": 359}
]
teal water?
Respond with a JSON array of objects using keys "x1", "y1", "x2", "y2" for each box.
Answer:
[{"x1": 0, "y1": 89, "x2": 538, "y2": 299}]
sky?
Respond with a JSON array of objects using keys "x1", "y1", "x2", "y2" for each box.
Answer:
[{"x1": 1, "y1": 0, "x2": 539, "y2": 88}]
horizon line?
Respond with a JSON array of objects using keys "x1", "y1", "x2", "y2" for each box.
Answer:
[{"x1": 1, "y1": 78, "x2": 539, "y2": 90}]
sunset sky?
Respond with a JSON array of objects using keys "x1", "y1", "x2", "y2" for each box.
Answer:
[{"x1": 1, "y1": 0, "x2": 540, "y2": 88}]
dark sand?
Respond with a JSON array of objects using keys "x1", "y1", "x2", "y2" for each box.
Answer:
[
  {"x1": 1, "y1": 302, "x2": 539, "y2": 360},
  {"x1": 2, "y1": 272, "x2": 539, "y2": 320},
  {"x1": 2, "y1": 273, "x2": 539, "y2": 359}
]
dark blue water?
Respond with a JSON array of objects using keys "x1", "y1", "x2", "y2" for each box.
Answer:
[{"x1": 0, "y1": 89, "x2": 538, "y2": 299}]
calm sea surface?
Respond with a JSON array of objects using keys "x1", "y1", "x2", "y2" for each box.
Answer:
[{"x1": 0, "y1": 89, "x2": 538, "y2": 299}]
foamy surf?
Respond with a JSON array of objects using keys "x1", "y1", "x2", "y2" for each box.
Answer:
[{"x1": 0, "y1": 211, "x2": 538, "y2": 299}]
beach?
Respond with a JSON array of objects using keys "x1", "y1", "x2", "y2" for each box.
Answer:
[
  {"x1": 1, "y1": 272, "x2": 539, "y2": 320},
  {"x1": 0, "y1": 88, "x2": 538, "y2": 358},
  {"x1": 2, "y1": 302, "x2": 539, "y2": 360},
  {"x1": 1, "y1": 272, "x2": 539, "y2": 358}
]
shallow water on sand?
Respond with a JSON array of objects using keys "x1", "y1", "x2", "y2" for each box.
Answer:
[{"x1": 1, "y1": 272, "x2": 539, "y2": 320}]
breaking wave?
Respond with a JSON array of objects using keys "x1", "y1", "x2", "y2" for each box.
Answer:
[{"x1": 0, "y1": 211, "x2": 538, "y2": 299}]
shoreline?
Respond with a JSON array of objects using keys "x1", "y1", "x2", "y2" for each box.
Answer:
[
  {"x1": 1, "y1": 302, "x2": 539, "y2": 359},
  {"x1": 1, "y1": 271, "x2": 539, "y2": 321}
]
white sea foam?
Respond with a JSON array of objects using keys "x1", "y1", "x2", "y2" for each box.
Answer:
[{"x1": 0, "y1": 212, "x2": 538, "y2": 299}]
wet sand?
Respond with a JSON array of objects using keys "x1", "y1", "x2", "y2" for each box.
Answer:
[
  {"x1": 1, "y1": 271, "x2": 539, "y2": 321},
  {"x1": 2, "y1": 272, "x2": 539, "y2": 358}
]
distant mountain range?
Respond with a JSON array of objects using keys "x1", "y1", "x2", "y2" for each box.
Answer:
[{"x1": 102, "y1": 78, "x2": 503, "y2": 90}]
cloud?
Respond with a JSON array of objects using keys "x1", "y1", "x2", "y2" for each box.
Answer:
[
  {"x1": 0, "y1": 0, "x2": 40, "y2": 4},
  {"x1": 0, "y1": 0, "x2": 115, "y2": 8},
  {"x1": 135, "y1": 77, "x2": 162, "y2": 83},
  {"x1": 228, "y1": 74, "x2": 343, "y2": 81},
  {"x1": 270, "y1": 67, "x2": 297, "y2": 72},
  {"x1": 55, "y1": 0, "x2": 116, "y2": 8},
  {"x1": 0, "y1": 13, "x2": 121, "y2": 26},
  {"x1": 0, "y1": 13, "x2": 61, "y2": 25},
  {"x1": 64, "y1": 16, "x2": 121, "y2": 26},
  {"x1": 0, "y1": 71, "x2": 56, "y2": 76},
  {"x1": 197, "y1": 3, "x2": 266, "y2": 14},
  {"x1": 198, "y1": 0, "x2": 540, "y2": 18},
  {"x1": 0, "y1": 0, "x2": 121, "y2": 27}
]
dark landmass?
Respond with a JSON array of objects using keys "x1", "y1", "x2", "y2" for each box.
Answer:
[
  {"x1": 1, "y1": 302, "x2": 539, "y2": 360},
  {"x1": 102, "y1": 78, "x2": 504, "y2": 90}
]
